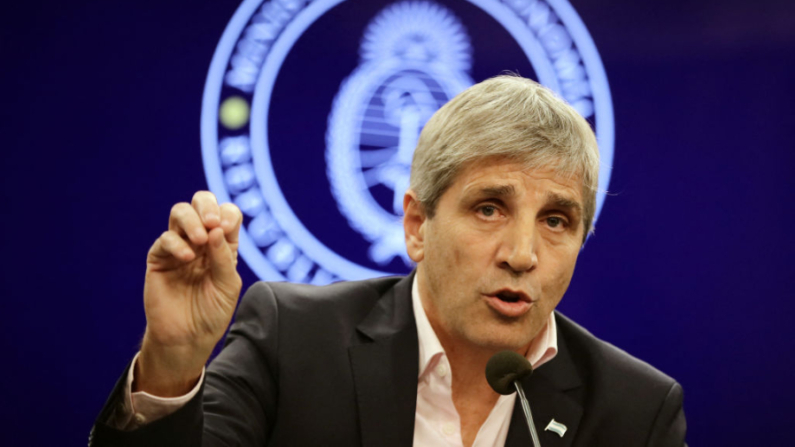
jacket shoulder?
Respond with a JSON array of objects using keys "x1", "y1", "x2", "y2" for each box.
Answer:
[
  {"x1": 235, "y1": 276, "x2": 405, "y2": 341},
  {"x1": 245, "y1": 275, "x2": 402, "y2": 313},
  {"x1": 555, "y1": 311, "x2": 684, "y2": 426},
  {"x1": 555, "y1": 312, "x2": 677, "y2": 390},
  {"x1": 554, "y1": 313, "x2": 687, "y2": 444}
]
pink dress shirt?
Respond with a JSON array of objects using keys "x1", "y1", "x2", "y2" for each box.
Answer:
[{"x1": 114, "y1": 276, "x2": 558, "y2": 446}]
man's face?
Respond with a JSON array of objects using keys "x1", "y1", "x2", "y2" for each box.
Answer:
[{"x1": 405, "y1": 157, "x2": 585, "y2": 353}]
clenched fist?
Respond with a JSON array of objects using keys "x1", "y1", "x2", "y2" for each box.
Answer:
[{"x1": 135, "y1": 191, "x2": 243, "y2": 397}]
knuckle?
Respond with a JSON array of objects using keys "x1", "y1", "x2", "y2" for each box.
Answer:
[
  {"x1": 221, "y1": 203, "x2": 242, "y2": 218},
  {"x1": 192, "y1": 190, "x2": 217, "y2": 206},
  {"x1": 170, "y1": 202, "x2": 190, "y2": 216},
  {"x1": 159, "y1": 231, "x2": 175, "y2": 246},
  {"x1": 174, "y1": 205, "x2": 203, "y2": 227}
]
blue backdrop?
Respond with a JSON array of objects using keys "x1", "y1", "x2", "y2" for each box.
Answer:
[{"x1": 2, "y1": 0, "x2": 794, "y2": 445}]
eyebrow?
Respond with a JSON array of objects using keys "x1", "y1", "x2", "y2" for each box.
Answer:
[
  {"x1": 473, "y1": 184, "x2": 516, "y2": 198},
  {"x1": 545, "y1": 192, "x2": 582, "y2": 214}
]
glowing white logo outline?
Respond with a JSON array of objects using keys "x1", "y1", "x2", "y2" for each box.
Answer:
[{"x1": 200, "y1": 0, "x2": 614, "y2": 283}]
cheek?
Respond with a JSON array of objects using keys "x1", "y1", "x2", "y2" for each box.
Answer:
[
  {"x1": 542, "y1": 255, "x2": 578, "y2": 295},
  {"x1": 429, "y1": 225, "x2": 468, "y2": 265},
  {"x1": 451, "y1": 244, "x2": 467, "y2": 267}
]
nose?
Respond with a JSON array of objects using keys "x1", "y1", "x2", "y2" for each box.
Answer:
[{"x1": 499, "y1": 220, "x2": 538, "y2": 275}]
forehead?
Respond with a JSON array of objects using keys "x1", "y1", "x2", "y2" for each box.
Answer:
[{"x1": 452, "y1": 158, "x2": 583, "y2": 202}]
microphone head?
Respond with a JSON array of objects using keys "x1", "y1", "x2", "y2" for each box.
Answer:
[{"x1": 485, "y1": 350, "x2": 533, "y2": 395}]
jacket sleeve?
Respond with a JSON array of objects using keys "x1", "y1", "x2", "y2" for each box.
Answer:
[
  {"x1": 88, "y1": 363, "x2": 206, "y2": 447},
  {"x1": 646, "y1": 382, "x2": 687, "y2": 447},
  {"x1": 89, "y1": 282, "x2": 280, "y2": 447}
]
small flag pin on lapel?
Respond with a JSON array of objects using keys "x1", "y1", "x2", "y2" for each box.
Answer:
[{"x1": 545, "y1": 419, "x2": 567, "y2": 437}]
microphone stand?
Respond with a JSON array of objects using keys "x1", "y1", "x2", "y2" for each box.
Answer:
[{"x1": 513, "y1": 379, "x2": 541, "y2": 447}]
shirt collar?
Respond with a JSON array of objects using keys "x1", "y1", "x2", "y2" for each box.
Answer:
[{"x1": 411, "y1": 274, "x2": 558, "y2": 378}]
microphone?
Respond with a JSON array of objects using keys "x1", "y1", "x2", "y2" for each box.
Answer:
[{"x1": 486, "y1": 351, "x2": 541, "y2": 447}]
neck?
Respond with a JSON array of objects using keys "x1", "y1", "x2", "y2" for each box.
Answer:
[
  {"x1": 432, "y1": 315, "x2": 518, "y2": 447},
  {"x1": 415, "y1": 270, "x2": 531, "y2": 446}
]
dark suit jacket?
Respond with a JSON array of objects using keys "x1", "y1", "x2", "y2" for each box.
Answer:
[{"x1": 90, "y1": 274, "x2": 686, "y2": 446}]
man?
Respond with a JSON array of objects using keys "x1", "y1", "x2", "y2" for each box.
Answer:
[{"x1": 91, "y1": 76, "x2": 686, "y2": 446}]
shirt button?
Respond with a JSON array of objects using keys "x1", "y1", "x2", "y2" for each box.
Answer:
[
  {"x1": 443, "y1": 422, "x2": 456, "y2": 436},
  {"x1": 436, "y1": 363, "x2": 448, "y2": 377},
  {"x1": 134, "y1": 413, "x2": 147, "y2": 425}
]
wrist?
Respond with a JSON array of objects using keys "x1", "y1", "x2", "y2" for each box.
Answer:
[{"x1": 134, "y1": 335, "x2": 209, "y2": 397}]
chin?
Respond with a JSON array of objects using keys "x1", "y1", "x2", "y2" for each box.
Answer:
[{"x1": 465, "y1": 327, "x2": 534, "y2": 353}]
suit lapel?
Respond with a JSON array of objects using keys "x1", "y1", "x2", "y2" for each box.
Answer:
[
  {"x1": 348, "y1": 274, "x2": 418, "y2": 447},
  {"x1": 505, "y1": 313, "x2": 584, "y2": 447}
]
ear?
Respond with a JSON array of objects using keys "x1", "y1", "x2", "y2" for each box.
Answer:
[{"x1": 403, "y1": 190, "x2": 426, "y2": 263}]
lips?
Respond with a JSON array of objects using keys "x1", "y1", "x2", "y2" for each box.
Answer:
[{"x1": 483, "y1": 288, "x2": 535, "y2": 318}]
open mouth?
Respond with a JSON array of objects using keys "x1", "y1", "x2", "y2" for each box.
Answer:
[
  {"x1": 491, "y1": 289, "x2": 532, "y2": 303},
  {"x1": 484, "y1": 289, "x2": 534, "y2": 318},
  {"x1": 496, "y1": 291, "x2": 522, "y2": 303}
]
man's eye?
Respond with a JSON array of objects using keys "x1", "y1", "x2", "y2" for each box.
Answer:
[
  {"x1": 546, "y1": 216, "x2": 566, "y2": 228},
  {"x1": 479, "y1": 205, "x2": 497, "y2": 217}
]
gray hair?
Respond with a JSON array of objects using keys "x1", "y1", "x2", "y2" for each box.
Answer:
[{"x1": 409, "y1": 75, "x2": 600, "y2": 240}]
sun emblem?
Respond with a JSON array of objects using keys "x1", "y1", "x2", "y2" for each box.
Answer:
[{"x1": 325, "y1": 1, "x2": 475, "y2": 267}]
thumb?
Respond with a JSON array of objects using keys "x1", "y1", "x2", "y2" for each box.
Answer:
[{"x1": 207, "y1": 227, "x2": 239, "y2": 289}]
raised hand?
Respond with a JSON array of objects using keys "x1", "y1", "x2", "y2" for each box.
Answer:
[{"x1": 135, "y1": 191, "x2": 243, "y2": 396}]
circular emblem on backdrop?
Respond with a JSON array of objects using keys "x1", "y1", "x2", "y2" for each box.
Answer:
[{"x1": 201, "y1": 0, "x2": 614, "y2": 284}]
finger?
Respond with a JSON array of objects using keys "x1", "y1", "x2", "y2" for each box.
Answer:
[
  {"x1": 169, "y1": 202, "x2": 208, "y2": 245},
  {"x1": 192, "y1": 191, "x2": 221, "y2": 229},
  {"x1": 219, "y1": 203, "x2": 243, "y2": 244},
  {"x1": 207, "y1": 227, "x2": 238, "y2": 286},
  {"x1": 150, "y1": 230, "x2": 196, "y2": 262}
]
